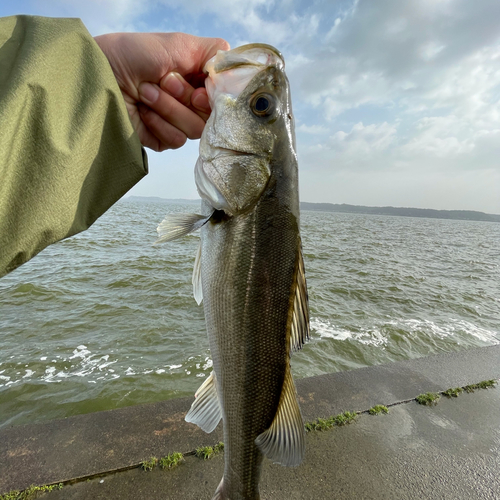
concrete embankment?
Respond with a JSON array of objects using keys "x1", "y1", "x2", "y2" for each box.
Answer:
[{"x1": 1, "y1": 345, "x2": 499, "y2": 499}]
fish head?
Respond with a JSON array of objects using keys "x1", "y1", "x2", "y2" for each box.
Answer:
[{"x1": 195, "y1": 44, "x2": 296, "y2": 216}]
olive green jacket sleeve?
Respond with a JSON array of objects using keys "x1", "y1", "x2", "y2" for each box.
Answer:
[{"x1": 0, "y1": 15, "x2": 148, "y2": 278}]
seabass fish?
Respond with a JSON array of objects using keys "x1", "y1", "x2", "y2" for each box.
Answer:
[{"x1": 156, "y1": 44, "x2": 309, "y2": 500}]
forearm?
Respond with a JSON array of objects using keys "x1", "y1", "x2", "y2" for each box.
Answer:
[{"x1": 0, "y1": 15, "x2": 147, "y2": 277}]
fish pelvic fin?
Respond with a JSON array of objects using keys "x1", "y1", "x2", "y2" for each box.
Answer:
[
  {"x1": 192, "y1": 242, "x2": 203, "y2": 305},
  {"x1": 290, "y1": 240, "x2": 310, "y2": 353},
  {"x1": 185, "y1": 371, "x2": 222, "y2": 433},
  {"x1": 255, "y1": 364, "x2": 305, "y2": 466},
  {"x1": 154, "y1": 212, "x2": 211, "y2": 245}
]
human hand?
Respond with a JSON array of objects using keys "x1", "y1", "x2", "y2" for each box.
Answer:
[{"x1": 94, "y1": 32, "x2": 229, "y2": 151}]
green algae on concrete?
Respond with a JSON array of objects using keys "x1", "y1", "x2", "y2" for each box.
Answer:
[
  {"x1": 195, "y1": 442, "x2": 224, "y2": 460},
  {"x1": 368, "y1": 405, "x2": 389, "y2": 415},
  {"x1": 442, "y1": 379, "x2": 497, "y2": 398},
  {"x1": 305, "y1": 410, "x2": 357, "y2": 431},
  {"x1": 416, "y1": 392, "x2": 440, "y2": 406},
  {"x1": 0, "y1": 484, "x2": 63, "y2": 500},
  {"x1": 442, "y1": 387, "x2": 463, "y2": 398},
  {"x1": 159, "y1": 453, "x2": 184, "y2": 470},
  {"x1": 140, "y1": 453, "x2": 187, "y2": 472},
  {"x1": 464, "y1": 379, "x2": 497, "y2": 393},
  {"x1": 140, "y1": 457, "x2": 158, "y2": 472}
]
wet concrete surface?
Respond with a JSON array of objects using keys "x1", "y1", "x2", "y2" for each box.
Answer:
[
  {"x1": 1, "y1": 345, "x2": 499, "y2": 499},
  {"x1": 41, "y1": 389, "x2": 500, "y2": 500}
]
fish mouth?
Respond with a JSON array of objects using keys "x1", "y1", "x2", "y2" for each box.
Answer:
[
  {"x1": 212, "y1": 147, "x2": 255, "y2": 158},
  {"x1": 206, "y1": 147, "x2": 269, "y2": 163},
  {"x1": 231, "y1": 43, "x2": 283, "y2": 60},
  {"x1": 206, "y1": 43, "x2": 284, "y2": 74}
]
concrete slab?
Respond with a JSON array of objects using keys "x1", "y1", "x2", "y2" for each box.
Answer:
[
  {"x1": 1, "y1": 345, "x2": 499, "y2": 497},
  {"x1": 38, "y1": 389, "x2": 500, "y2": 499},
  {"x1": 296, "y1": 344, "x2": 500, "y2": 422},
  {"x1": 0, "y1": 395, "x2": 223, "y2": 493}
]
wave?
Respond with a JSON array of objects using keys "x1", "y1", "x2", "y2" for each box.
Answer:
[{"x1": 311, "y1": 317, "x2": 499, "y2": 347}]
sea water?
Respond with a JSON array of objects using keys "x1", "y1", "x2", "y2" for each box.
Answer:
[{"x1": 0, "y1": 200, "x2": 498, "y2": 428}]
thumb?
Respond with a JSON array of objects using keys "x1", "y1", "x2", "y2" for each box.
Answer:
[{"x1": 161, "y1": 34, "x2": 230, "y2": 81}]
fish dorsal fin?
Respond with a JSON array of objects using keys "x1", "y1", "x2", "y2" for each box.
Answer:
[
  {"x1": 154, "y1": 213, "x2": 211, "y2": 244},
  {"x1": 255, "y1": 364, "x2": 305, "y2": 466},
  {"x1": 192, "y1": 242, "x2": 203, "y2": 305},
  {"x1": 290, "y1": 242, "x2": 310, "y2": 352},
  {"x1": 185, "y1": 371, "x2": 222, "y2": 433}
]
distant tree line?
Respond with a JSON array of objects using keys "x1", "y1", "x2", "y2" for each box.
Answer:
[
  {"x1": 125, "y1": 197, "x2": 500, "y2": 222},
  {"x1": 299, "y1": 202, "x2": 500, "y2": 223}
]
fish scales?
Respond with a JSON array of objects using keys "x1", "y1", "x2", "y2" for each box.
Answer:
[
  {"x1": 203, "y1": 199, "x2": 299, "y2": 496},
  {"x1": 156, "y1": 43, "x2": 309, "y2": 500}
]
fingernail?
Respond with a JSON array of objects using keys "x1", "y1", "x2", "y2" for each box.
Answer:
[
  {"x1": 192, "y1": 92, "x2": 210, "y2": 113},
  {"x1": 163, "y1": 72, "x2": 185, "y2": 98},
  {"x1": 139, "y1": 82, "x2": 159, "y2": 105}
]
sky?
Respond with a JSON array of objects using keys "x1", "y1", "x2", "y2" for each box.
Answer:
[{"x1": 2, "y1": 0, "x2": 500, "y2": 213}]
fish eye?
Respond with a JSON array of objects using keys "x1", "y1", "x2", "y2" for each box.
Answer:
[
  {"x1": 255, "y1": 97, "x2": 269, "y2": 112},
  {"x1": 251, "y1": 94, "x2": 274, "y2": 117}
]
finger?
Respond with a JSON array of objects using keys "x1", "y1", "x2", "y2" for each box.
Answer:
[
  {"x1": 139, "y1": 82, "x2": 206, "y2": 139},
  {"x1": 138, "y1": 104, "x2": 187, "y2": 151},
  {"x1": 160, "y1": 72, "x2": 210, "y2": 121},
  {"x1": 161, "y1": 72, "x2": 192, "y2": 106},
  {"x1": 191, "y1": 88, "x2": 211, "y2": 119},
  {"x1": 158, "y1": 34, "x2": 230, "y2": 78}
]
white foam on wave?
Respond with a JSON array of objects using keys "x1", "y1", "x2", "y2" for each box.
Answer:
[
  {"x1": 69, "y1": 345, "x2": 91, "y2": 360},
  {"x1": 311, "y1": 316, "x2": 499, "y2": 349},
  {"x1": 388, "y1": 318, "x2": 499, "y2": 344},
  {"x1": 311, "y1": 318, "x2": 352, "y2": 341},
  {"x1": 311, "y1": 318, "x2": 387, "y2": 347}
]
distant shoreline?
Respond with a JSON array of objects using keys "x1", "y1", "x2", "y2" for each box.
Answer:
[{"x1": 123, "y1": 196, "x2": 500, "y2": 223}]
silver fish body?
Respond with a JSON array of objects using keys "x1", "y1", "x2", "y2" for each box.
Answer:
[{"x1": 156, "y1": 44, "x2": 309, "y2": 500}]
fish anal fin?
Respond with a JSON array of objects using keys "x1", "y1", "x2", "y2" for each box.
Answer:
[
  {"x1": 290, "y1": 240, "x2": 310, "y2": 352},
  {"x1": 192, "y1": 242, "x2": 203, "y2": 305},
  {"x1": 185, "y1": 371, "x2": 222, "y2": 433},
  {"x1": 255, "y1": 364, "x2": 305, "y2": 466},
  {"x1": 154, "y1": 212, "x2": 211, "y2": 245}
]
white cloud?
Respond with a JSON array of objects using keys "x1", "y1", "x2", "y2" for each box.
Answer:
[
  {"x1": 7, "y1": 0, "x2": 499, "y2": 211},
  {"x1": 402, "y1": 116, "x2": 475, "y2": 158},
  {"x1": 297, "y1": 124, "x2": 329, "y2": 135},
  {"x1": 30, "y1": 0, "x2": 147, "y2": 33},
  {"x1": 419, "y1": 41, "x2": 446, "y2": 61},
  {"x1": 329, "y1": 122, "x2": 397, "y2": 155}
]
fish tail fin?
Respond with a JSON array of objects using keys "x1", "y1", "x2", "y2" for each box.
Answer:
[
  {"x1": 212, "y1": 478, "x2": 260, "y2": 500},
  {"x1": 211, "y1": 478, "x2": 225, "y2": 500}
]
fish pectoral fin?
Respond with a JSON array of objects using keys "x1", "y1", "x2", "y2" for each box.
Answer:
[
  {"x1": 255, "y1": 365, "x2": 305, "y2": 466},
  {"x1": 185, "y1": 370, "x2": 222, "y2": 433},
  {"x1": 192, "y1": 242, "x2": 203, "y2": 305},
  {"x1": 290, "y1": 241, "x2": 310, "y2": 353},
  {"x1": 154, "y1": 212, "x2": 212, "y2": 245}
]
